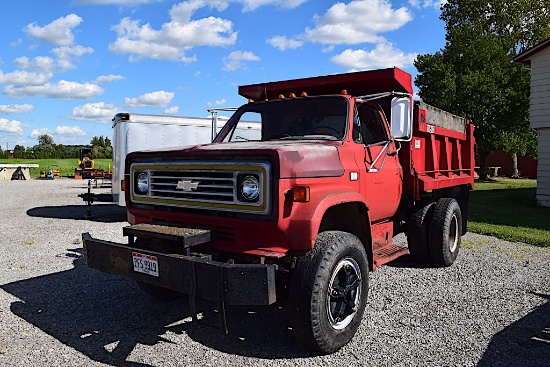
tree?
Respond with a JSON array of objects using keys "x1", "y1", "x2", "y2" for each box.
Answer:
[
  {"x1": 38, "y1": 134, "x2": 54, "y2": 145},
  {"x1": 414, "y1": 0, "x2": 550, "y2": 178},
  {"x1": 90, "y1": 135, "x2": 113, "y2": 159}
]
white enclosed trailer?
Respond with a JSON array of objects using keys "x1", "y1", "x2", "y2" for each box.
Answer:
[{"x1": 112, "y1": 113, "x2": 219, "y2": 206}]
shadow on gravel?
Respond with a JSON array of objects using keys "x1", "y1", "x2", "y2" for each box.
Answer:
[
  {"x1": 384, "y1": 253, "x2": 435, "y2": 269},
  {"x1": 0, "y1": 249, "x2": 312, "y2": 366},
  {"x1": 477, "y1": 292, "x2": 550, "y2": 367},
  {"x1": 27, "y1": 204, "x2": 127, "y2": 223}
]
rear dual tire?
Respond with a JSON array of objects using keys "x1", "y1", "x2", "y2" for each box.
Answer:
[
  {"x1": 407, "y1": 198, "x2": 462, "y2": 267},
  {"x1": 429, "y1": 198, "x2": 462, "y2": 267}
]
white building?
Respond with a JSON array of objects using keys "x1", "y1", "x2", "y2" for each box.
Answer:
[{"x1": 514, "y1": 39, "x2": 550, "y2": 207}]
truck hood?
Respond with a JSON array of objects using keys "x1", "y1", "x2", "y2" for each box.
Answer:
[{"x1": 129, "y1": 141, "x2": 345, "y2": 179}]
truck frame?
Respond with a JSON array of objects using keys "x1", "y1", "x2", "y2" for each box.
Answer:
[{"x1": 82, "y1": 67, "x2": 474, "y2": 354}]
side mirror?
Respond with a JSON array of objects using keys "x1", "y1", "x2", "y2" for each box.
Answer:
[{"x1": 390, "y1": 97, "x2": 412, "y2": 141}]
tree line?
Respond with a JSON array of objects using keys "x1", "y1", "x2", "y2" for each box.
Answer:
[{"x1": 0, "y1": 134, "x2": 112, "y2": 159}]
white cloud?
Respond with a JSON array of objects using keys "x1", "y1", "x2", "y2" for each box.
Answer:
[
  {"x1": 206, "y1": 99, "x2": 226, "y2": 107},
  {"x1": 0, "y1": 69, "x2": 53, "y2": 86},
  {"x1": 169, "y1": 0, "x2": 307, "y2": 17},
  {"x1": 233, "y1": 0, "x2": 308, "y2": 11},
  {"x1": 108, "y1": 0, "x2": 309, "y2": 61},
  {"x1": 0, "y1": 118, "x2": 26, "y2": 135},
  {"x1": 330, "y1": 43, "x2": 417, "y2": 71},
  {"x1": 267, "y1": 35, "x2": 303, "y2": 51},
  {"x1": 30, "y1": 126, "x2": 87, "y2": 144},
  {"x1": 31, "y1": 126, "x2": 86, "y2": 141},
  {"x1": 30, "y1": 128, "x2": 51, "y2": 138},
  {"x1": 10, "y1": 38, "x2": 23, "y2": 48},
  {"x1": 109, "y1": 12, "x2": 236, "y2": 62},
  {"x1": 4, "y1": 80, "x2": 104, "y2": 99},
  {"x1": 23, "y1": 14, "x2": 83, "y2": 46},
  {"x1": 0, "y1": 104, "x2": 34, "y2": 114},
  {"x1": 93, "y1": 74, "x2": 125, "y2": 84},
  {"x1": 169, "y1": 1, "x2": 230, "y2": 23},
  {"x1": 304, "y1": 0, "x2": 413, "y2": 45},
  {"x1": 75, "y1": 0, "x2": 161, "y2": 4},
  {"x1": 409, "y1": 0, "x2": 446, "y2": 9},
  {"x1": 54, "y1": 125, "x2": 87, "y2": 136},
  {"x1": 222, "y1": 50, "x2": 260, "y2": 71},
  {"x1": 14, "y1": 56, "x2": 55, "y2": 73},
  {"x1": 52, "y1": 45, "x2": 94, "y2": 70},
  {"x1": 164, "y1": 106, "x2": 180, "y2": 114},
  {"x1": 71, "y1": 102, "x2": 119, "y2": 122},
  {"x1": 125, "y1": 90, "x2": 175, "y2": 108}
]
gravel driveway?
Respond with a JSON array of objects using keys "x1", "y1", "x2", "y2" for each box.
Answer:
[{"x1": 0, "y1": 179, "x2": 548, "y2": 366}]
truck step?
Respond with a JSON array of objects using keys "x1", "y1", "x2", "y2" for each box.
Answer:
[{"x1": 373, "y1": 244, "x2": 409, "y2": 268}]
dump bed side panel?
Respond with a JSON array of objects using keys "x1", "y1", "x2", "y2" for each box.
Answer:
[{"x1": 401, "y1": 102, "x2": 475, "y2": 200}]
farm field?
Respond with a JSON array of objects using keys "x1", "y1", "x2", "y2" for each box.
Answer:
[{"x1": 0, "y1": 158, "x2": 113, "y2": 178}]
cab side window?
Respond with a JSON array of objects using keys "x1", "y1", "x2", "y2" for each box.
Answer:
[{"x1": 357, "y1": 104, "x2": 388, "y2": 145}]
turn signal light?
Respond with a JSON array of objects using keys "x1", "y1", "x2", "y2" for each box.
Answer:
[
  {"x1": 292, "y1": 186, "x2": 310, "y2": 202},
  {"x1": 121, "y1": 179, "x2": 125, "y2": 192}
]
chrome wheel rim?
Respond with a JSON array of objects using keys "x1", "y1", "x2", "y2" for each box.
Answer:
[{"x1": 326, "y1": 257, "x2": 362, "y2": 330}]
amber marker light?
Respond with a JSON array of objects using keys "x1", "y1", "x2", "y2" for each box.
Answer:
[
  {"x1": 341, "y1": 89, "x2": 348, "y2": 94},
  {"x1": 292, "y1": 186, "x2": 310, "y2": 202},
  {"x1": 248, "y1": 99, "x2": 254, "y2": 103},
  {"x1": 289, "y1": 93, "x2": 297, "y2": 98},
  {"x1": 121, "y1": 179, "x2": 125, "y2": 191},
  {"x1": 301, "y1": 92, "x2": 308, "y2": 97},
  {"x1": 278, "y1": 94, "x2": 285, "y2": 98}
]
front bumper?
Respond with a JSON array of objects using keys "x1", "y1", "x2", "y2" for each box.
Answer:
[{"x1": 82, "y1": 229, "x2": 277, "y2": 306}]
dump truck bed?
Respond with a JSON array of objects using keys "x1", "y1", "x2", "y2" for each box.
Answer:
[{"x1": 402, "y1": 101, "x2": 475, "y2": 199}]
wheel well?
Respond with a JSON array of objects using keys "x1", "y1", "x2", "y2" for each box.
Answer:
[{"x1": 318, "y1": 202, "x2": 372, "y2": 265}]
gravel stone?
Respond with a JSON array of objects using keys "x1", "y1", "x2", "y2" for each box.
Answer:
[{"x1": 0, "y1": 178, "x2": 549, "y2": 366}]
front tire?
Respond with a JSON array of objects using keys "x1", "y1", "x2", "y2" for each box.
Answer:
[
  {"x1": 429, "y1": 198, "x2": 462, "y2": 266},
  {"x1": 288, "y1": 231, "x2": 369, "y2": 354}
]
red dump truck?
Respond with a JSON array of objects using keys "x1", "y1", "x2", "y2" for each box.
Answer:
[{"x1": 83, "y1": 67, "x2": 475, "y2": 354}]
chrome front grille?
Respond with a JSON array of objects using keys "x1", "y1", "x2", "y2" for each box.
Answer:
[
  {"x1": 149, "y1": 170, "x2": 235, "y2": 203},
  {"x1": 130, "y1": 161, "x2": 271, "y2": 214}
]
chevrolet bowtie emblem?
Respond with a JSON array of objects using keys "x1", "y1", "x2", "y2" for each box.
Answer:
[{"x1": 176, "y1": 180, "x2": 199, "y2": 191}]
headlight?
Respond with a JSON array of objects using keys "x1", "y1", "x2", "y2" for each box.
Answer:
[
  {"x1": 136, "y1": 172, "x2": 149, "y2": 194},
  {"x1": 241, "y1": 175, "x2": 260, "y2": 201}
]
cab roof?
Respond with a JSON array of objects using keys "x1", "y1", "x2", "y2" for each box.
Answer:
[{"x1": 238, "y1": 67, "x2": 413, "y2": 101}]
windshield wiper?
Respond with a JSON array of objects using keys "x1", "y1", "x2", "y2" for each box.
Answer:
[{"x1": 267, "y1": 135, "x2": 303, "y2": 140}]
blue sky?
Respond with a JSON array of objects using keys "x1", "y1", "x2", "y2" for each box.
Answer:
[{"x1": 0, "y1": 0, "x2": 447, "y2": 149}]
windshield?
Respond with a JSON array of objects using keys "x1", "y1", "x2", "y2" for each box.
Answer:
[{"x1": 218, "y1": 96, "x2": 348, "y2": 142}]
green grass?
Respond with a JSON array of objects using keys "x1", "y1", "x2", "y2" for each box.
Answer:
[
  {"x1": 468, "y1": 178, "x2": 550, "y2": 247},
  {"x1": 0, "y1": 158, "x2": 113, "y2": 178}
]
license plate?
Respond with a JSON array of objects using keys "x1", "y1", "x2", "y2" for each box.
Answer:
[{"x1": 132, "y1": 252, "x2": 159, "y2": 277}]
